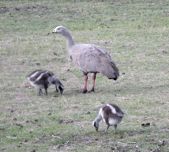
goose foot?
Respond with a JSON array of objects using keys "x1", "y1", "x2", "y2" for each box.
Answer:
[
  {"x1": 38, "y1": 89, "x2": 43, "y2": 96},
  {"x1": 88, "y1": 88, "x2": 95, "y2": 93},
  {"x1": 82, "y1": 89, "x2": 88, "y2": 94}
]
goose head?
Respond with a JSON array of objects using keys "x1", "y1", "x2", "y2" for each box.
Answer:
[{"x1": 52, "y1": 26, "x2": 69, "y2": 36}]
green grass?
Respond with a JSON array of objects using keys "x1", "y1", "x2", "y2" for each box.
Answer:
[{"x1": 1, "y1": 0, "x2": 169, "y2": 151}]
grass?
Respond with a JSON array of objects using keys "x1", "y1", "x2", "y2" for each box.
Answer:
[{"x1": 0, "y1": 0, "x2": 169, "y2": 151}]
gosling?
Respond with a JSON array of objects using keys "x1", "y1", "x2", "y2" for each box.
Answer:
[
  {"x1": 93, "y1": 103, "x2": 124, "y2": 132},
  {"x1": 27, "y1": 70, "x2": 64, "y2": 95}
]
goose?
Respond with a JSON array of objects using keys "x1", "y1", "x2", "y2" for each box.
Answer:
[
  {"x1": 27, "y1": 70, "x2": 64, "y2": 95},
  {"x1": 52, "y1": 26, "x2": 119, "y2": 93},
  {"x1": 93, "y1": 103, "x2": 124, "y2": 132}
]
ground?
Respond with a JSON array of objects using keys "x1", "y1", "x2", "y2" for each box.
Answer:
[{"x1": 0, "y1": 0, "x2": 169, "y2": 152}]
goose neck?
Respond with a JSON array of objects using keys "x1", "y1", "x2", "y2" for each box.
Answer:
[{"x1": 63, "y1": 31, "x2": 75, "y2": 48}]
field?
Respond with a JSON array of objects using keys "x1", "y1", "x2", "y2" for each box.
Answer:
[{"x1": 0, "y1": 0, "x2": 169, "y2": 151}]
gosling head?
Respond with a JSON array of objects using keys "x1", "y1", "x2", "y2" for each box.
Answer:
[
  {"x1": 48, "y1": 75, "x2": 64, "y2": 95},
  {"x1": 92, "y1": 121, "x2": 99, "y2": 132}
]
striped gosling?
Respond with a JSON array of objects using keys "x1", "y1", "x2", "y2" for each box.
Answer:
[
  {"x1": 93, "y1": 103, "x2": 124, "y2": 132},
  {"x1": 27, "y1": 70, "x2": 64, "y2": 95}
]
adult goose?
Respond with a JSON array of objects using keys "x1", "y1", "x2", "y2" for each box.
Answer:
[{"x1": 52, "y1": 26, "x2": 119, "y2": 93}]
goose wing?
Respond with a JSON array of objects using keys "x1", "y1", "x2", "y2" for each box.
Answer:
[{"x1": 70, "y1": 44, "x2": 119, "y2": 78}]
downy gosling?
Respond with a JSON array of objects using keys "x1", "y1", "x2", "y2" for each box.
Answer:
[
  {"x1": 27, "y1": 70, "x2": 64, "y2": 95},
  {"x1": 93, "y1": 103, "x2": 124, "y2": 132}
]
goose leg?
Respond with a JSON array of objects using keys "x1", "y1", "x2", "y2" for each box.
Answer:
[
  {"x1": 44, "y1": 88, "x2": 48, "y2": 95},
  {"x1": 55, "y1": 86, "x2": 58, "y2": 92},
  {"x1": 38, "y1": 88, "x2": 43, "y2": 96},
  {"x1": 114, "y1": 124, "x2": 117, "y2": 130},
  {"x1": 44, "y1": 83, "x2": 48, "y2": 95},
  {"x1": 82, "y1": 73, "x2": 88, "y2": 93},
  {"x1": 114, "y1": 124, "x2": 118, "y2": 134},
  {"x1": 105, "y1": 125, "x2": 110, "y2": 133},
  {"x1": 90, "y1": 73, "x2": 96, "y2": 92}
]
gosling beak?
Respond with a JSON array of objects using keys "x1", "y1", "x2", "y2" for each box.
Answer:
[{"x1": 93, "y1": 122, "x2": 98, "y2": 132}]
